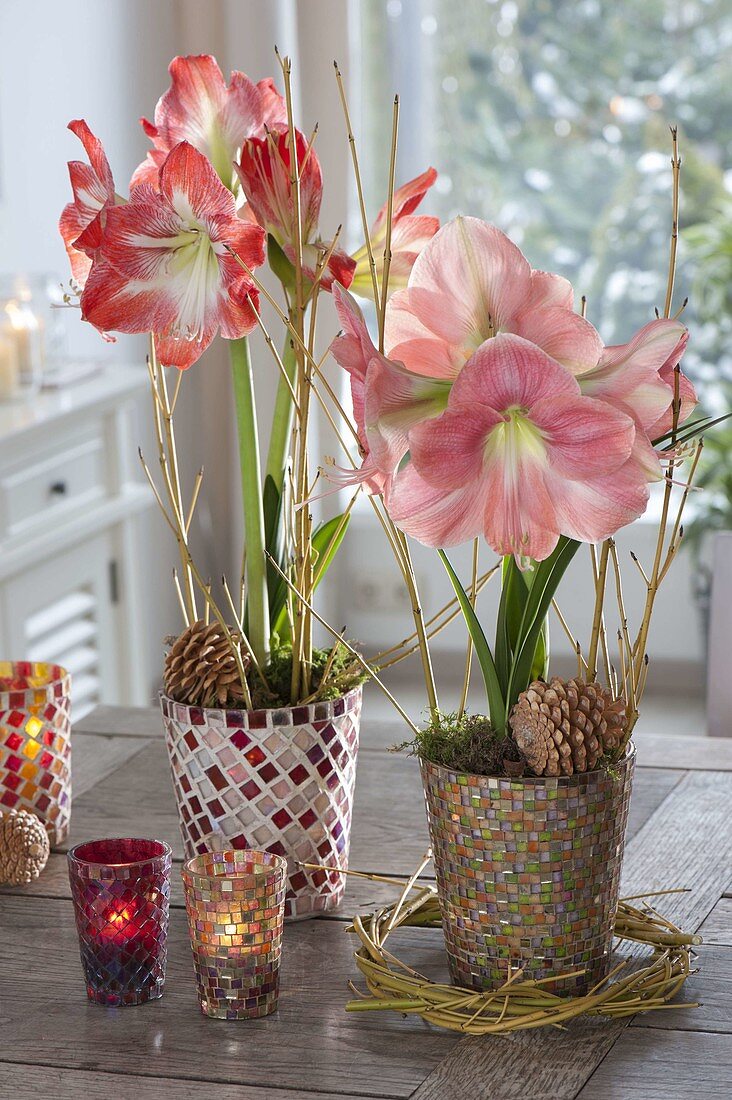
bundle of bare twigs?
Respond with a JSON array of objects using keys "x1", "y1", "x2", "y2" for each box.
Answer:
[{"x1": 330, "y1": 861, "x2": 701, "y2": 1035}]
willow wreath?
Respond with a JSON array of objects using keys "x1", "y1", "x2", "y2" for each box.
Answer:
[{"x1": 328, "y1": 860, "x2": 701, "y2": 1035}]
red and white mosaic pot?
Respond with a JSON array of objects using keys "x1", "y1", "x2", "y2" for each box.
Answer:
[
  {"x1": 160, "y1": 687, "x2": 361, "y2": 920},
  {"x1": 0, "y1": 661, "x2": 72, "y2": 846}
]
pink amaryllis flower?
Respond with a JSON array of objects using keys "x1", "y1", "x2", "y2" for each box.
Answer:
[
  {"x1": 576, "y1": 318, "x2": 695, "y2": 441},
  {"x1": 387, "y1": 334, "x2": 650, "y2": 559},
  {"x1": 236, "y1": 127, "x2": 355, "y2": 289},
  {"x1": 330, "y1": 285, "x2": 450, "y2": 492},
  {"x1": 59, "y1": 120, "x2": 118, "y2": 286},
  {"x1": 131, "y1": 54, "x2": 286, "y2": 192},
  {"x1": 80, "y1": 142, "x2": 266, "y2": 369},
  {"x1": 385, "y1": 216, "x2": 604, "y2": 379},
  {"x1": 349, "y1": 167, "x2": 440, "y2": 299}
]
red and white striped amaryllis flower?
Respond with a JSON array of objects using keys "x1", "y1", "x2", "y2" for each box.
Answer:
[
  {"x1": 131, "y1": 54, "x2": 286, "y2": 192},
  {"x1": 236, "y1": 127, "x2": 356, "y2": 289},
  {"x1": 328, "y1": 216, "x2": 697, "y2": 559},
  {"x1": 58, "y1": 120, "x2": 118, "y2": 286},
  {"x1": 80, "y1": 141, "x2": 266, "y2": 370},
  {"x1": 349, "y1": 167, "x2": 441, "y2": 299}
]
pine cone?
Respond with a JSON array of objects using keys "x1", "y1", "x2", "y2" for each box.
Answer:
[
  {"x1": 164, "y1": 620, "x2": 249, "y2": 708},
  {"x1": 508, "y1": 678, "x2": 627, "y2": 777},
  {"x1": 0, "y1": 809, "x2": 50, "y2": 885}
]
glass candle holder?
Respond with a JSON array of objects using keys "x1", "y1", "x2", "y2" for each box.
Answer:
[
  {"x1": 182, "y1": 849, "x2": 287, "y2": 1020},
  {"x1": 0, "y1": 661, "x2": 71, "y2": 845},
  {"x1": 68, "y1": 838, "x2": 172, "y2": 1006}
]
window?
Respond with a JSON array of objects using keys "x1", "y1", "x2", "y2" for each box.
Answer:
[{"x1": 356, "y1": 0, "x2": 732, "y2": 401}]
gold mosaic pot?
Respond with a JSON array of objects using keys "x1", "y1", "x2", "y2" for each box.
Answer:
[
  {"x1": 161, "y1": 687, "x2": 361, "y2": 921},
  {"x1": 420, "y1": 745, "x2": 635, "y2": 995}
]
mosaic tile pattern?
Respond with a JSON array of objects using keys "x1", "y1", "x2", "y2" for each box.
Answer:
[
  {"x1": 182, "y1": 849, "x2": 287, "y2": 1020},
  {"x1": 161, "y1": 687, "x2": 361, "y2": 920},
  {"x1": 421, "y1": 747, "x2": 635, "y2": 995},
  {"x1": 0, "y1": 661, "x2": 71, "y2": 846},
  {"x1": 67, "y1": 838, "x2": 172, "y2": 1006}
]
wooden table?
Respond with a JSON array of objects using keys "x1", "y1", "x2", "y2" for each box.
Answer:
[{"x1": 2, "y1": 704, "x2": 731, "y2": 1099}]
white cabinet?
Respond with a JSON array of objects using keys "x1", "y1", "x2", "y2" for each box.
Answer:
[{"x1": 0, "y1": 369, "x2": 153, "y2": 718}]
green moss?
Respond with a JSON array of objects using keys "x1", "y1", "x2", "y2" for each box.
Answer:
[
  {"x1": 249, "y1": 641, "x2": 370, "y2": 709},
  {"x1": 397, "y1": 711, "x2": 524, "y2": 778}
]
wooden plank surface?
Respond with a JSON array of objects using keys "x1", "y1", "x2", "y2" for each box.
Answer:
[
  {"x1": 576, "y1": 1029, "x2": 732, "y2": 1098},
  {"x1": 0, "y1": 1065, "x2": 378, "y2": 1100},
  {"x1": 632, "y1": 944, "x2": 732, "y2": 1034},
  {"x1": 74, "y1": 705, "x2": 162, "y2": 739},
  {"x1": 3, "y1": 706, "x2": 729, "y2": 1099},
  {"x1": 71, "y1": 733, "x2": 151, "y2": 800},
  {"x1": 697, "y1": 897, "x2": 732, "y2": 946},
  {"x1": 0, "y1": 895, "x2": 456, "y2": 1098}
]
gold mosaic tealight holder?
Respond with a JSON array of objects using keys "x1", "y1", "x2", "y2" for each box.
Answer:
[
  {"x1": 0, "y1": 661, "x2": 71, "y2": 845},
  {"x1": 181, "y1": 849, "x2": 287, "y2": 1020}
]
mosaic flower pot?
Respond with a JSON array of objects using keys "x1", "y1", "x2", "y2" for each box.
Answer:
[
  {"x1": 421, "y1": 745, "x2": 635, "y2": 995},
  {"x1": 0, "y1": 661, "x2": 71, "y2": 846},
  {"x1": 161, "y1": 687, "x2": 361, "y2": 920}
]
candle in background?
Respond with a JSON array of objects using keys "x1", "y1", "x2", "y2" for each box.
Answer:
[
  {"x1": 67, "y1": 838, "x2": 172, "y2": 1006},
  {"x1": 1, "y1": 294, "x2": 44, "y2": 394},
  {"x1": 0, "y1": 328, "x2": 20, "y2": 400},
  {"x1": 182, "y1": 849, "x2": 287, "y2": 1020}
]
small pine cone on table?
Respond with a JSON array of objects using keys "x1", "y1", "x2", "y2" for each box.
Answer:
[
  {"x1": 0, "y1": 809, "x2": 50, "y2": 885},
  {"x1": 164, "y1": 620, "x2": 249, "y2": 709},
  {"x1": 508, "y1": 677, "x2": 627, "y2": 777}
]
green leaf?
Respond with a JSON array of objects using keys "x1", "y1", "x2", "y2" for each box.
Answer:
[
  {"x1": 504, "y1": 537, "x2": 580, "y2": 713},
  {"x1": 495, "y1": 556, "x2": 549, "y2": 688},
  {"x1": 495, "y1": 556, "x2": 526, "y2": 693},
  {"x1": 439, "y1": 550, "x2": 506, "y2": 733},
  {"x1": 267, "y1": 234, "x2": 296, "y2": 291},
  {"x1": 263, "y1": 474, "x2": 287, "y2": 628},
  {"x1": 270, "y1": 511, "x2": 352, "y2": 641}
]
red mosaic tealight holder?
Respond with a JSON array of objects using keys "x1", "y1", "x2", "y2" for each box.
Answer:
[
  {"x1": 0, "y1": 660, "x2": 71, "y2": 845},
  {"x1": 182, "y1": 848, "x2": 287, "y2": 1020},
  {"x1": 67, "y1": 838, "x2": 172, "y2": 1006}
]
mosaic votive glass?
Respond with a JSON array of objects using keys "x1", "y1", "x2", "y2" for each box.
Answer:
[
  {"x1": 182, "y1": 848, "x2": 287, "y2": 1020},
  {"x1": 0, "y1": 660, "x2": 71, "y2": 845},
  {"x1": 161, "y1": 686, "x2": 361, "y2": 920},
  {"x1": 421, "y1": 745, "x2": 636, "y2": 995},
  {"x1": 68, "y1": 838, "x2": 172, "y2": 1006}
]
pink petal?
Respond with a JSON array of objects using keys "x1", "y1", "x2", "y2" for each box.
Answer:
[
  {"x1": 370, "y1": 167, "x2": 438, "y2": 238},
  {"x1": 385, "y1": 288, "x2": 464, "y2": 377},
  {"x1": 530, "y1": 394, "x2": 635, "y2": 478},
  {"x1": 387, "y1": 464, "x2": 487, "y2": 548},
  {"x1": 646, "y1": 361, "x2": 697, "y2": 438},
  {"x1": 130, "y1": 148, "x2": 167, "y2": 191},
  {"x1": 548, "y1": 455, "x2": 652, "y2": 545},
  {"x1": 386, "y1": 217, "x2": 532, "y2": 357},
  {"x1": 80, "y1": 256, "x2": 178, "y2": 336},
  {"x1": 449, "y1": 333, "x2": 579, "y2": 410},
  {"x1": 362, "y1": 356, "x2": 451, "y2": 476},
  {"x1": 153, "y1": 55, "x2": 228, "y2": 149},
  {"x1": 580, "y1": 318, "x2": 690, "y2": 434},
  {"x1": 257, "y1": 77, "x2": 287, "y2": 128},
  {"x1": 525, "y1": 270, "x2": 575, "y2": 311},
  {"x1": 158, "y1": 141, "x2": 237, "y2": 224},
  {"x1": 408, "y1": 406, "x2": 503, "y2": 490},
  {"x1": 481, "y1": 454, "x2": 561, "y2": 561},
  {"x1": 68, "y1": 119, "x2": 114, "y2": 195},
  {"x1": 511, "y1": 305, "x2": 603, "y2": 374}
]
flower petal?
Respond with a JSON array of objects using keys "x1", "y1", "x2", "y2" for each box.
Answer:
[
  {"x1": 525, "y1": 269, "x2": 575, "y2": 311},
  {"x1": 450, "y1": 333, "x2": 580, "y2": 410},
  {"x1": 385, "y1": 216, "x2": 532, "y2": 366},
  {"x1": 530, "y1": 394, "x2": 635, "y2": 478},
  {"x1": 387, "y1": 464, "x2": 487, "y2": 547},
  {"x1": 511, "y1": 306, "x2": 603, "y2": 374}
]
